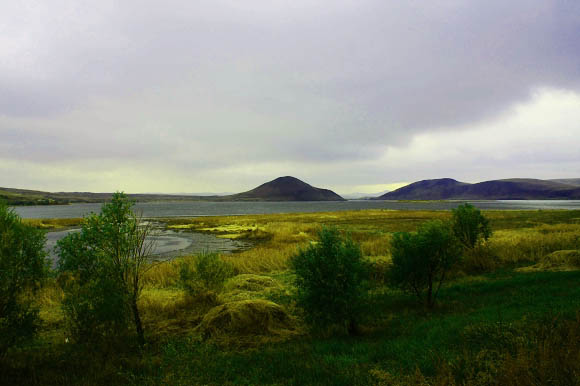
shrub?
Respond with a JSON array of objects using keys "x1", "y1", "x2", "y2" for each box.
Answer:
[
  {"x1": 179, "y1": 251, "x2": 235, "y2": 296},
  {"x1": 390, "y1": 220, "x2": 461, "y2": 308},
  {"x1": 0, "y1": 202, "x2": 47, "y2": 356},
  {"x1": 452, "y1": 203, "x2": 492, "y2": 250},
  {"x1": 291, "y1": 226, "x2": 368, "y2": 335},
  {"x1": 57, "y1": 192, "x2": 155, "y2": 345},
  {"x1": 60, "y1": 275, "x2": 130, "y2": 343}
]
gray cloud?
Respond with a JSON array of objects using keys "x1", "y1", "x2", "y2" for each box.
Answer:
[{"x1": 1, "y1": 0, "x2": 579, "y2": 192}]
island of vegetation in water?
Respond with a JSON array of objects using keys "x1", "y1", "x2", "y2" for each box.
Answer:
[{"x1": 2, "y1": 193, "x2": 580, "y2": 385}]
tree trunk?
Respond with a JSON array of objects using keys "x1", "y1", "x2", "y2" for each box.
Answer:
[
  {"x1": 347, "y1": 318, "x2": 360, "y2": 336},
  {"x1": 427, "y1": 278, "x2": 433, "y2": 308},
  {"x1": 131, "y1": 298, "x2": 145, "y2": 346}
]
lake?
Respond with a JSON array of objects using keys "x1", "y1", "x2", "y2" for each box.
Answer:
[{"x1": 13, "y1": 199, "x2": 580, "y2": 219}]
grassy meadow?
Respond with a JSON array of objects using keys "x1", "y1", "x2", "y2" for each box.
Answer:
[{"x1": 3, "y1": 209, "x2": 580, "y2": 385}]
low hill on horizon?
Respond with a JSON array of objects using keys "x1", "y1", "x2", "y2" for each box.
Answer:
[
  {"x1": 1, "y1": 176, "x2": 344, "y2": 205},
  {"x1": 375, "y1": 178, "x2": 580, "y2": 200},
  {"x1": 0, "y1": 187, "x2": 216, "y2": 206},
  {"x1": 225, "y1": 176, "x2": 345, "y2": 201}
]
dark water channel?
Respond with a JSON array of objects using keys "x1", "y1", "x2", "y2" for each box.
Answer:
[{"x1": 44, "y1": 225, "x2": 250, "y2": 267}]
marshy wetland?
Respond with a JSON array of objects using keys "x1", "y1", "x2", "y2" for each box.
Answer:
[{"x1": 4, "y1": 207, "x2": 580, "y2": 385}]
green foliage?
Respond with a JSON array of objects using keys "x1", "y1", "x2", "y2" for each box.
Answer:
[
  {"x1": 291, "y1": 226, "x2": 368, "y2": 334},
  {"x1": 452, "y1": 203, "x2": 492, "y2": 249},
  {"x1": 179, "y1": 251, "x2": 235, "y2": 295},
  {"x1": 60, "y1": 275, "x2": 130, "y2": 343},
  {"x1": 390, "y1": 220, "x2": 461, "y2": 308},
  {"x1": 57, "y1": 192, "x2": 154, "y2": 344},
  {"x1": 0, "y1": 202, "x2": 47, "y2": 356}
]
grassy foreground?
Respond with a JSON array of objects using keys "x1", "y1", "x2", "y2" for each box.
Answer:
[{"x1": 3, "y1": 209, "x2": 580, "y2": 385}]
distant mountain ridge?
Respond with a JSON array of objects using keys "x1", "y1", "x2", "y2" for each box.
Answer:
[
  {"x1": 375, "y1": 178, "x2": 580, "y2": 200},
  {"x1": 225, "y1": 176, "x2": 344, "y2": 201}
]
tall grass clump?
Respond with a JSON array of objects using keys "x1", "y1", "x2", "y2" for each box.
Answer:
[
  {"x1": 491, "y1": 224, "x2": 580, "y2": 266},
  {"x1": 291, "y1": 226, "x2": 368, "y2": 335},
  {"x1": 179, "y1": 251, "x2": 235, "y2": 296},
  {"x1": 222, "y1": 245, "x2": 299, "y2": 274}
]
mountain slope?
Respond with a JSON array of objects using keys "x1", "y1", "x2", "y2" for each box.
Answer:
[
  {"x1": 227, "y1": 176, "x2": 345, "y2": 201},
  {"x1": 376, "y1": 178, "x2": 580, "y2": 200},
  {"x1": 374, "y1": 178, "x2": 468, "y2": 200},
  {"x1": 549, "y1": 178, "x2": 580, "y2": 187}
]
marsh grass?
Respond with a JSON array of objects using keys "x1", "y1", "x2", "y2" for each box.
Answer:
[
  {"x1": 490, "y1": 223, "x2": 580, "y2": 266},
  {"x1": 23, "y1": 218, "x2": 83, "y2": 230}
]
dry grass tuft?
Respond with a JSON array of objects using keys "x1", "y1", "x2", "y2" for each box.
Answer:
[
  {"x1": 139, "y1": 287, "x2": 222, "y2": 338},
  {"x1": 221, "y1": 274, "x2": 287, "y2": 303},
  {"x1": 517, "y1": 249, "x2": 580, "y2": 272},
  {"x1": 195, "y1": 299, "x2": 300, "y2": 345}
]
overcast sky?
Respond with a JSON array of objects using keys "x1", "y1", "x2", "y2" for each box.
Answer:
[{"x1": 2, "y1": 0, "x2": 579, "y2": 194}]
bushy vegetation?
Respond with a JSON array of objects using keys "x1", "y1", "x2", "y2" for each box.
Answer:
[
  {"x1": 56, "y1": 192, "x2": 155, "y2": 345},
  {"x1": 2, "y1": 207, "x2": 580, "y2": 384},
  {"x1": 291, "y1": 227, "x2": 368, "y2": 334},
  {"x1": 0, "y1": 202, "x2": 47, "y2": 356},
  {"x1": 452, "y1": 203, "x2": 492, "y2": 249},
  {"x1": 390, "y1": 220, "x2": 462, "y2": 308},
  {"x1": 179, "y1": 251, "x2": 235, "y2": 296}
]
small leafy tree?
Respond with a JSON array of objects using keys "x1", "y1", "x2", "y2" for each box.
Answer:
[
  {"x1": 0, "y1": 202, "x2": 47, "y2": 356},
  {"x1": 452, "y1": 203, "x2": 492, "y2": 250},
  {"x1": 291, "y1": 226, "x2": 367, "y2": 335},
  {"x1": 390, "y1": 220, "x2": 461, "y2": 308},
  {"x1": 57, "y1": 192, "x2": 155, "y2": 345}
]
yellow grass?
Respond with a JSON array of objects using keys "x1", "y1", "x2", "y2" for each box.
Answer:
[
  {"x1": 23, "y1": 218, "x2": 83, "y2": 230},
  {"x1": 490, "y1": 224, "x2": 580, "y2": 264}
]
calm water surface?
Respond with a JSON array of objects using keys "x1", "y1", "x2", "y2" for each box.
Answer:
[{"x1": 13, "y1": 200, "x2": 580, "y2": 219}]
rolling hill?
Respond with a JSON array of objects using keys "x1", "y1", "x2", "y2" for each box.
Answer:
[
  {"x1": 225, "y1": 176, "x2": 345, "y2": 201},
  {"x1": 375, "y1": 178, "x2": 580, "y2": 200}
]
